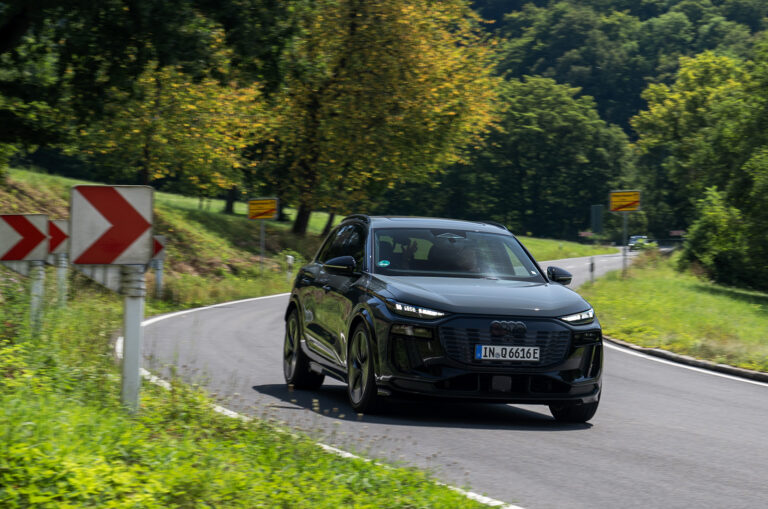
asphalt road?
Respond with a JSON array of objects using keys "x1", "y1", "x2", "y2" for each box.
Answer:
[{"x1": 143, "y1": 251, "x2": 768, "y2": 509}]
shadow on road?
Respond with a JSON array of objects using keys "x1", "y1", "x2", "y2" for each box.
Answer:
[{"x1": 252, "y1": 383, "x2": 591, "y2": 432}]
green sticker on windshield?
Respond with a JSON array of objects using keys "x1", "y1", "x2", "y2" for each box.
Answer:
[{"x1": 378, "y1": 260, "x2": 391, "y2": 267}]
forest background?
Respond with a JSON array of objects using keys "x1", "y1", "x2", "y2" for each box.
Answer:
[{"x1": 1, "y1": 0, "x2": 767, "y2": 291}]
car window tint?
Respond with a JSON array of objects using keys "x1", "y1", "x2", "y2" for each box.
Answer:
[
  {"x1": 321, "y1": 224, "x2": 365, "y2": 268},
  {"x1": 316, "y1": 227, "x2": 340, "y2": 263},
  {"x1": 373, "y1": 228, "x2": 543, "y2": 281}
]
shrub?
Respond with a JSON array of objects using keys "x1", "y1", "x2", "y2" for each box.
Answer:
[{"x1": 679, "y1": 187, "x2": 748, "y2": 287}]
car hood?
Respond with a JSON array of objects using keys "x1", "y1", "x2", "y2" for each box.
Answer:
[{"x1": 373, "y1": 275, "x2": 590, "y2": 318}]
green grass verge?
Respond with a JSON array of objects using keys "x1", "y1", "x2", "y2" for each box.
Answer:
[
  {"x1": 518, "y1": 236, "x2": 617, "y2": 261},
  {"x1": 579, "y1": 252, "x2": 768, "y2": 372},
  {"x1": 1, "y1": 270, "x2": 490, "y2": 508}
]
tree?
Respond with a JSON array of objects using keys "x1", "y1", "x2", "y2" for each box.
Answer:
[
  {"x1": 0, "y1": 0, "x2": 292, "y2": 180},
  {"x1": 71, "y1": 41, "x2": 268, "y2": 199},
  {"x1": 272, "y1": 0, "x2": 499, "y2": 235},
  {"x1": 374, "y1": 76, "x2": 633, "y2": 239},
  {"x1": 631, "y1": 51, "x2": 754, "y2": 233}
]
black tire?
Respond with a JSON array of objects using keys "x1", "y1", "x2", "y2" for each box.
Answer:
[
  {"x1": 347, "y1": 322, "x2": 380, "y2": 414},
  {"x1": 283, "y1": 309, "x2": 324, "y2": 389},
  {"x1": 549, "y1": 399, "x2": 599, "y2": 423}
]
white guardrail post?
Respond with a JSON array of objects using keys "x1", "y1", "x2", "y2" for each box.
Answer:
[
  {"x1": 56, "y1": 253, "x2": 68, "y2": 307},
  {"x1": 29, "y1": 260, "x2": 45, "y2": 332},
  {"x1": 120, "y1": 265, "x2": 146, "y2": 412}
]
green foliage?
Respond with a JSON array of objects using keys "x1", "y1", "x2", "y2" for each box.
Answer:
[
  {"x1": 273, "y1": 0, "x2": 500, "y2": 234},
  {"x1": 679, "y1": 187, "x2": 747, "y2": 287},
  {"x1": 496, "y1": 0, "x2": 761, "y2": 128},
  {"x1": 376, "y1": 76, "x2": 632, "y2": 239},
  {"x1": 0, "y1": 266, "x2": 488, "y2": 509},
  {"x1": 580, "y1": 253, "x2": 768, "y2": 372},
  {"x1": 631, "y1": 42, "x2": 768, "y2": 291}
]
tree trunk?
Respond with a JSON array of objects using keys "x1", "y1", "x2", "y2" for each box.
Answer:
[
  {"x1": 292, "y1": 203, "x2": 312, "y2": 235},
  {"x1": 224, "y1": 186, "x2": 238, "y2": 214},
  {"x1": 322, "y1": 212, "x2": 336, "y2": 236}
]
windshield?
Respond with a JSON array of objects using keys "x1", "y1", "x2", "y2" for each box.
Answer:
[{"x1": 372, "y1": 228, "x2": 545, "y2": 282}]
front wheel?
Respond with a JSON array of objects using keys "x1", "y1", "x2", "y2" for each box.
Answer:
[
  {"x1": 549, "y1": 399, "x2": 599, "y2": 423},
  {"x1": 347, "y1": 323, "x2": 380, "y2": 414},
  {"x1": 283, "y1": 309, "x2": 324, "y2": 389}
]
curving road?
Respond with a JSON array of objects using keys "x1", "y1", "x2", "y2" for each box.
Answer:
[{"x1": 143, "y1": 252, "x2": 768, "y2": 509}]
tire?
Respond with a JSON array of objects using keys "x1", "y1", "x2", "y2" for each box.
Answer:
[
  {"x1": 347, "y1": 322, "x2": 380, "y2": 414},
  {"x1": 283, "y1": 309, "x2": 324, "y2": 389},
  {"x1": 549, "y1": 398, "x2": 599, "y2": 423}
]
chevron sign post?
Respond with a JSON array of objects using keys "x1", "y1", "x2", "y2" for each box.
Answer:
[
  {"x1": 49, "y1": 219, "x2": 70, "y2": 307},
  {"x1": 70, "y1": 185, "x2": 153, "y2": 412}
]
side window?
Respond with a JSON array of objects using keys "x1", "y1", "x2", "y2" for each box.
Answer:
[
  {"x1": 316, "y1": 227, "x2": 341, "y2": 263},
  {"x1": 318, "y1": 224, "x2": 366, "y2": 269}
]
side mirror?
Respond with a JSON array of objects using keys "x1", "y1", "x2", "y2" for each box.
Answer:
[
  {"x1": 547, "y1": 266, "x2": 572, "y2": 286},
  {"x1": 323, "y1": 255, "x2": 357, "y2": 275}
]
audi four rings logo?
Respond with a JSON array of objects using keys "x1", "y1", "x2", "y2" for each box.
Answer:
[{"x1": 490, "y1": 320, "x2": 527, "y2": 338}]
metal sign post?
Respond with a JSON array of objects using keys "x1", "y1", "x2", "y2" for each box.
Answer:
[
  {"x1": 248, "y1": 197, "x2": 278, "y2": 277},
  {"x1": 609, "y1": 190, "x2": 641, "y2": 278},
  {"x1": 151, "y1": 235, "x2": 166, "y2": 298},
  {"x1": 49, "y1": 219, "x2": 70, "y2": 307},
  {"x1": 120, "y1": 265, "x2": 146, "y2": 413},
  {"x1": 622, "y1": 212, "x2": 628, "y2": 276},
  {"x1": 70, "y1": 185, "x2": 153, "y2": 412}
]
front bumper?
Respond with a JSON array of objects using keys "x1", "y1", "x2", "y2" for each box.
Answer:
[{"x1": 372, "y1": 312, "x2": 603, "y2": 405}]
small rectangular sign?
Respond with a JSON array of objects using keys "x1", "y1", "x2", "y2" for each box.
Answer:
[
  {"x1": 0, "y1": 214, "x2": 49, "y2": 261},
  {"x1": 248, "y1": 197, "x2": 278, "y2": 220},
  {"x1": 609, "y1": 190, "x2": 641, "y2": 212}
]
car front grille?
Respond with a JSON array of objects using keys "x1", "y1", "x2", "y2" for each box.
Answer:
[{"x1": 439, "y1": 323, "x2": 571, "y2": 367}]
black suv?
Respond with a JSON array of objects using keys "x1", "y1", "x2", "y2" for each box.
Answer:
[{"x1": 283, "y1": 216, "x2": 602, "y2": 422}]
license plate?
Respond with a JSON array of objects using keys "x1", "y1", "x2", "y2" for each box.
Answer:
[{"x1": 475, "y1": 344, "x2": 539, "y2": 361}]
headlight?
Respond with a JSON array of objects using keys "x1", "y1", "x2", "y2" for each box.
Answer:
[
  {"x1": 560, "y1": 308, "x2": 595, "y2": 325},
  {"x1": 389, "y1": 301, "x2": 446, "y2": 320}
]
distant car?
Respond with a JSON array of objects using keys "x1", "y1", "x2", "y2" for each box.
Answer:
[
  {"x1": 628, "y1": 235, "x2": 656, "y2": 251},
  {"x1": 283, "y1": 216, "x2": 602, "y2": 423},
  {"x1": 628, "y1": 235, "x2": 646, "y2": 250}
]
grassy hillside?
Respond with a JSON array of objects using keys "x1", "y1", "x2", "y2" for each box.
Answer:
[{"x1": 3, "y1": 168, "x2": 615, "y2": 284}]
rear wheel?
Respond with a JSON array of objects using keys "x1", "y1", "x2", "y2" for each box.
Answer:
[
  {"x1": 549, "y1": 398, "x2": 599, "y2": 423},
  {"x1": 283, "y1": 309, "x2": 324, "y2": 389},
  {"x1": 347, "y1": 323, "x2": 379, "y2": 414}
]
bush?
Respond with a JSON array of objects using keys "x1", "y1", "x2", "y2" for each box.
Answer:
[{"x1": 679, "y1": 187, "x2": 748, "y2": 287}]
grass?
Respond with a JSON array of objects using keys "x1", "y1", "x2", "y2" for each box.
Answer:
[
  {"x1": 1, "y1": 266, "x2": 490, "y2": 509},
  {"x1": 518, "y1": 236, "x2": 617, "y2": 261},
  {"x1": 579, "y1": 251, "x2": 768, "y2": 372}
]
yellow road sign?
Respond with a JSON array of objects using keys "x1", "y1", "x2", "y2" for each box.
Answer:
[
  {"x1": 248, "y1": 198, "x2": 278, "y2": 220},
  {"x1": 609, "y1": 190, "x2": 641, "y2": 212}
]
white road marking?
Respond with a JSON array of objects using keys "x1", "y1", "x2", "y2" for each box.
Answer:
[
  {"x1": 122, "y1": 292, "x2": 524, "y2": 509},
  {"x1": 605, "y1": 342, "x2": 768, "y2": 388}
]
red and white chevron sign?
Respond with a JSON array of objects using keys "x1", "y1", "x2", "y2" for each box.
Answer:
[
  {"x1": 69, "y1": 186, "x2": 153, "y2": 265},
  {"x1": 0, "y1": 214, "x2": 48, "y2": 261},
  {"x1": 49, "y1": 219, "x2": 69, "y2": 255}
]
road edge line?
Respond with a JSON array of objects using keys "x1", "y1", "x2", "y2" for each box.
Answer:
[
  {"x1": 116, "y1": 293, "x2": 524, "y2": 509},
  {"x1": 604, "y1": 336, "x2": 768, "y2": 386}
]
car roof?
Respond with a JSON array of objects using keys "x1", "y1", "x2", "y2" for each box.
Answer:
[{"x1": 344, "y1": 215, "x2": 512, "y2": 235}]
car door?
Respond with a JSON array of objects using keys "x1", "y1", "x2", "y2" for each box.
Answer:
[
  {"x1": 297, "y1": 228, "x2": 340, "y2": 364},
  {"x1": 314, "y1": 222, "x2": 367, "y2": 368}
]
